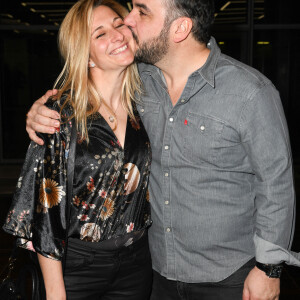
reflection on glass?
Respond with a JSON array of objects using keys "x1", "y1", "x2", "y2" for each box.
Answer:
[
  {"x1": 212, "y1": 31, "x2": 249, "y2": 63},
  {"x1": 0, "y1": 31, "x2": 60, "y2": 159},
  {"x1": 254, "y1": 0, "x2": 299, "y2": 24},
  {"x1": 214, "y1": 0, "x2": 248, "y2": 24},
  {"x1": 253, "y1": 30, "x2": 300, "y2": 158}
]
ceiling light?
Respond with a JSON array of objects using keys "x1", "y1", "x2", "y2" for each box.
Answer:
[{"x1": 30, "y1": 8, "x2": 36, "y2": 12}]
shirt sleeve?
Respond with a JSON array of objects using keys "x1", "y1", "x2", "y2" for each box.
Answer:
[
  {"x1": 3, "y1": 100, "x2": 72, "y2": 261},
  {"x1": 239, "y1": 82, "x2": 300, "y2": 265}
]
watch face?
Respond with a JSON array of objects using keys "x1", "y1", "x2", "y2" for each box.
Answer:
[{"x1": 267, "y1": 266, "x2": 283, "y2": 278}]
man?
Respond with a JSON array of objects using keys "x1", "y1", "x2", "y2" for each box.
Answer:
[{"x1": 26, "y1": 0, "x2": 300, "y2": 299}]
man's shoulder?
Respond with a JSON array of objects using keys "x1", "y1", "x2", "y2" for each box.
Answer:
[
  {"x1": 137, "y1": 62, "x2": 157, "y2": 74},
  {"x1": 216, "y1": 53, "x2": 274, "y2": 98},
  {"x1": 218, "y1": 53, "x2": 271, "y2": 85}
]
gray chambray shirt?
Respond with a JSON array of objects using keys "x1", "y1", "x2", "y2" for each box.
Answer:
[{"x1": 136, "y1": 37, "x2": 300, "y2": 283}]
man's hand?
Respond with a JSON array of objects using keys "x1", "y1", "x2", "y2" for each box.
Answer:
[
  {"x1": 26, "y1": 89, "x2": 60, "y2": 145},
  {"x1": 243, "y1": 267, "x2": 280, "y2": 300}
]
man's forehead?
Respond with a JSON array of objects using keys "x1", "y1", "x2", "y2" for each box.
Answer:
[{"x1": 132, "y1": 0, "x2": 164, "y2": 9}]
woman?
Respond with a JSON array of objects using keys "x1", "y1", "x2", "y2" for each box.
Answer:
[{"x1": 3, "y1": 0, "x2": 152, "y2": 299}]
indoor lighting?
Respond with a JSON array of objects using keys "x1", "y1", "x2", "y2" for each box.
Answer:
[{"x1": 220, "y1": 1, "x2": 231, "y2": 11}]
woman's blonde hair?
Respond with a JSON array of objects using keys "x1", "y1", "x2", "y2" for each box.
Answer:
[{"x1": 54, "y1": 0, "x2": 141, "y2": 140}]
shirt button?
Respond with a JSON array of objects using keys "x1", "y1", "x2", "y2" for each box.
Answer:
[
  {"x1": 164, "y1": 172, "x2": 169, "y2": 177},
  {"x1": 165, "y1": 200, "x2": 169, "y2": 205},
  {"x1": 164, "y1": 145, "x2": 169, "y2": 150},
  {"x1": 200, "y1": 125, "x2": 205, "y2": 131},
  {"x1": 181, "y1": 99, "x2": 185, "y2": 103},
  {"x1": 166, "y1": 228, "x2": 171, "y2": 232},
  {"x1": 140, "y1": 108, "x2": 145, "y2": 113},
  {"x1": 169, "y1": 117, "x2": 174, "y2": 122}
]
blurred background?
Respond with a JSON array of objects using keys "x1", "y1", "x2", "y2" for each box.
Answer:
[{"x1": 0, "y1": 0, "x2": 300, "y2": 298}]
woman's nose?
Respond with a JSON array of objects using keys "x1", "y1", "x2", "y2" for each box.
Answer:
[{"x1": 111, "y1": 29, "x2": 124, "y2": 42}]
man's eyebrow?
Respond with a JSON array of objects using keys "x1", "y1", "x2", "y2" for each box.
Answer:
[
  {"x1": 92, "y1": 17, "x2": 122, "y2": 34},
  {"x1": 134, "y1": 3, "x2": 151, "y2": 12}
]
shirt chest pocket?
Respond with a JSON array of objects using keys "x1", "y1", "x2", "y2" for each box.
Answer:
[
  {"x1": 184, "y1": 113, "x2": 224, "y2": 166},
  {"x1": 138, "y1": 100, "x2": 160, "y2": 145}
]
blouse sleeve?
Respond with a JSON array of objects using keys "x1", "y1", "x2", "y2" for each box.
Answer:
[{"x1": 3, "y1": 99, "x2": 73, "y2": 261}]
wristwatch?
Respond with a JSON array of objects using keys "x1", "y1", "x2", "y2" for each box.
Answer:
[{"x1": 255, "y1": 261, "x2": 283, "y2": 278}]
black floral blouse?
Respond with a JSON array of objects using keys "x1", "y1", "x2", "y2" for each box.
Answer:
[{"x1": 3, "y1": 96, "x2": 152, "y2": 260}]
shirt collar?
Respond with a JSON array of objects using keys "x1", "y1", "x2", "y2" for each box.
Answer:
[
  {"x1": 138, "y1": 36, "x2": 221, "y2": 88},
  {"x1": 196, "y1": 36, "x2": 220, "y2": 88}
]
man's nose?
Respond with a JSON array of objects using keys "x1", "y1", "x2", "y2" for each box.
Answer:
[{"x1": 124, "y1": 11, "x2": 135, "y2": 28}]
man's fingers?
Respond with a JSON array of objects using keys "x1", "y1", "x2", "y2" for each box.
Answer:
[
  {"x1": 36, "y1": 105, "x2": 60, "y2": 123},
  {"x1": 242, "y1": 287, "x2": 250, "y2": 300},
  {"x1": 30, "y1": 120, "x2": 57, "y2": 135},
  {"x1": 28, "y1": 129, "x2": 44, "y2": 146},
  {"x1": 44, "y1": 89, "x2": 58, "y2": 100}
]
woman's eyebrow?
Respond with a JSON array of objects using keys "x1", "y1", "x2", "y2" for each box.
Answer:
[{"x1": 92, "y1": 17, "x2": 122, "y2": 34}]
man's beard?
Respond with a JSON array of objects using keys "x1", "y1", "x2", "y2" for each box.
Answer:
[{"x1": 133, "y1": 22, "x2": 171, "y2": 65}]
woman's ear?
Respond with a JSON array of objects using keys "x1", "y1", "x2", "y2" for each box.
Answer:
[
  {"x1": 172, "y1": 18, "x2": 193, "y2": 43},
  {"x1": 88, "y1": 60, "x2": 96, "y2": 68}
]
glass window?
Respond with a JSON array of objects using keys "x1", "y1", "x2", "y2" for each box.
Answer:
[
  {"x1": 0, "y1": 30, "x2": 60, "y2": 160},
  {"x1": 254, "y1": 0, "x2": 300, "y2": 24},
  {"x1": 212, "y1": 31, "x2": 249, "y2": 64},
  {"x1": 214, "y1": 0, "x2": 248, "y2": 25}
]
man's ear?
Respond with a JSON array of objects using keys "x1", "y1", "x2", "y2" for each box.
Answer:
[{"x1": 172, "y1": 18, "x2": 193, "y2": 43}]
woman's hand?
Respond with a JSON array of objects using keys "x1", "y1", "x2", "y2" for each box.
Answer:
[{"x1": 26, "y1": 89, "x2": 61, "y2": 145}]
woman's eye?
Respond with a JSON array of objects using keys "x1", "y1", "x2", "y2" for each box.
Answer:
[
  {"x1": 96, "y1": 33, "x2": 105, "y2": 39},
  {"x1": 116, "y1": 23, "x2": 124, "y2": 28}
]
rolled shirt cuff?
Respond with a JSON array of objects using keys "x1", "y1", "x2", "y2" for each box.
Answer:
[{"x1": 254, "y1": 233, "x2": 300, "y2": 266}]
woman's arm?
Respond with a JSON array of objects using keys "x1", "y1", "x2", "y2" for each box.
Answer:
[{"x1": 38, "y1": 254, "x2": 66, "y2": 300}]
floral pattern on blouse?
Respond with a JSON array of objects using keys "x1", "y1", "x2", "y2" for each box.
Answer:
[{"x1": 3, "y1": 95, "x2": 152, "y2": 260}]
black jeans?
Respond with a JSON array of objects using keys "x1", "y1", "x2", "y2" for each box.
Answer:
[
  {"x1": 150, "y1": 258, "x2": 255, "y2": 300},
  {"x1": 63, "y1": 235, "x2": 153, "y2": 300}
]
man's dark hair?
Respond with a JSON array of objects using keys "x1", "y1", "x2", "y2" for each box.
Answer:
[{"x1": 164, "y1": 0, "x2": 215, "y2": 44}]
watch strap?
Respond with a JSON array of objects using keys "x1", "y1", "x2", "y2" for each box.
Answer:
[{"x1": 256, "y1": 261, "x2": 283, "y2": 278}]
